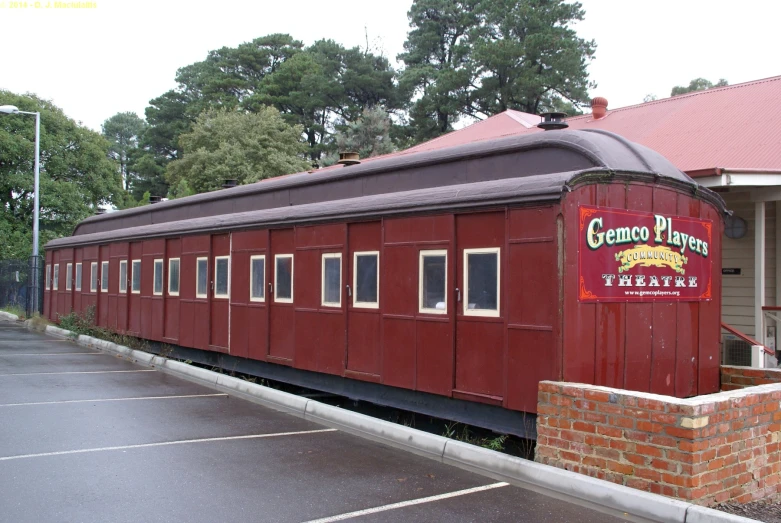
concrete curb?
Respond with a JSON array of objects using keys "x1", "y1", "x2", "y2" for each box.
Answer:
[
  {"x1": 0, "y1": 311, "x2": 20, "y2": 322},
  {"x1": 29, "y1": 323, "x2": 759, "y2": 523}
]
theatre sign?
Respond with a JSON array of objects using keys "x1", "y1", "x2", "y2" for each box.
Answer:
[{"x1": 578, "y1": 205, "x2": 713, "y2": 302}]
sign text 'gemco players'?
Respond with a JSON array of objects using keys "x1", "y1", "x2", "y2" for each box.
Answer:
[{"x1": 578, "y1": 205, "x2": 713, "y2": 302}]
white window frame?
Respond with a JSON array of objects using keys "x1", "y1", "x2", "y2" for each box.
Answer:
[
  {"x1": 131, "y1": 259, "x2": 141, "y2": 294},
  {"x1": 90, "y1": 262, "x2": 98, "y2": 292},
  {"x1": 321, "y1": 252, "x2": 342, "y2": 308},
  {"x1": 195, "y1": 257, "x2": 208, "y2": 299},
  {"x1": 75, "y1": 263, "x2": 82, "y2": 291},
  {"x1": 213, "y1": 255, "x2": 230, "y2": 299},
  {"x1": 119, "y1": 260, "x2": 128, "y2": 293},
  {"x1": 274, "y1": 254, "x2": 294, "y2": 304},
  {"x1": 249, "y1": 255, "x2": 266, "y2": 303},
  {"x1": 463, "y1": 247, "x2": 501, "y2": 318},
  {"x1": 45, "y1": 264, "x2": 51, "y2": 290},
  {"x1": 101, "y1": 261, "x2": 109, "y2": 292},
  {"x1": 168, "y1": 258, "x2": 180, "y2": 296},
  {"x1": 419, "y1": 250, "x2": 448, "y2": 315},
  {"x1": 352, "y1": 251, "x2": 379, "y2": 309},
  {"x1": 153, "y1": 259, "x2": 164, "y2": 296},
  {"x1": 53, "y1": 264, "x2": 59, "y2": 291},
  {"x1": 65, "y1": 263, "x2": 73, "y2": 291}
]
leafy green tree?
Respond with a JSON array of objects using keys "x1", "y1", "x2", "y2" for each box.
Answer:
[
  {"x1": 329, "y1": 106, "x2": 396, "y2": 162},
  {"x1": 0, "y1": 91, "x2": 123, "y2": 259},
  {"x1": 165, "y1": 107, "x2": 310, "y2": 194},
  {"x1": 101, "y1": 112, "x2": 147, "y2": 191},
  {"x1": 671, "y1": 78, "x2": 728, "y2": 96}
]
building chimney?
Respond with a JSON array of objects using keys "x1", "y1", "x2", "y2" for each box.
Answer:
[
  {"x1": 337, "y1": 152, "x2": 361, "y2": 166},
  {"x1": 94, "y1": 208, "x2": 106, "y2": 216},
  {"x1": 591, "y1": 97, "x2": 608, "y2": 119},
  {"x1": 222, "y1": 179, "x2": 238, "y2": 189},
  {"x1": 537, "y1": 112, "x2": 569, "y2": 131},
  {"x1": 149, "y1": 196, "x2": 162, "y2": 204}
]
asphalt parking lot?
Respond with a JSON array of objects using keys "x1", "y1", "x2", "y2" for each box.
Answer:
[{"x1": 0, "y1": 320, "x2": 631, "y2": 523}]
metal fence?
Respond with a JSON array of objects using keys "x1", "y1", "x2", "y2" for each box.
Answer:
[{"x1": 0, "y1": 256, "x2": 43, "y2": 317}]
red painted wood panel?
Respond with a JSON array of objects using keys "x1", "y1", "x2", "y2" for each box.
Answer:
[
  {"x1": 675, "y1": 194, "x2": 700, "y2": 397},
  {"x1": 98, "y1": 245, "x2": 110, "y2": 328},
  {"x1": 49, "y1": 250, "x2": 59, "y2": 321},
  {"x1": 127, "y1": 242, "x2": 143, "y2": 336},
  {"x1": 180, "y1": 235, "x2": 209, "y2": 351},
  {"x1": 382, "y1": 317, "x2": 416, "y2": 389},
  {"x1": 73, "y1": 248, "x2": 83, "y2": 314},
  {"x1": 43, "y1": 251, "x2": 52, "y2": 320},
  {"x1": 231, "y1": 229, "x2": 269, "y2": 361},
  {"x1": 699, "y1": 202, "x2": 722, "y2": 394},
  {"x1": 347, "y1": 221, "x2": 382, "y2": 376},
  {"x1": 210, "y1": 234, "x2": 230, "y2": 350},
  {"x1": 141, "y1": 239, "x2": 164, "y2": 342},
  {"x1": 110, "y1": 242, "x2": 129, "y2": 333},
  {"x1": 416, "y1": 320, "x2": 453, "y2": 395},
  {"x1": 269, "y1": 229, "x2": 295, "y2": 361},
  {"x1": 164, "y1": 239, "x2": 181, "y2": 342},
  {"x1": 507, "y1": 330, "x2": 554, "y2": 412}
]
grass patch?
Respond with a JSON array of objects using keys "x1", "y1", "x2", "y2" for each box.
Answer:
[
  {"x1": 57, "y1": 306, "x2": 150, "y2": 351},
  {"x1": 1, "y1": 305, "x2": 25, "y2": 319}
]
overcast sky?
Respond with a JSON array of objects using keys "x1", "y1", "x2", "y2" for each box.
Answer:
[{"x1": 1, "y1": 0, "x2": 778, "y2": 131}]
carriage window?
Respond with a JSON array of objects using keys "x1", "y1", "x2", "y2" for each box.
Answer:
[
  {"x1": 419, "y1": 250, "x2": 447, "y2": 314},
  {"x1": 196, "y1": 257, "x2": 208, "y2": 298},
  {"x1": 250, "y1": 255, "x2": 265, "y2": 302},
  {"x1": 153, "y1": 259, "x2": 164, "y2": 296},
  {"x1": 353, "y1": 251, "x2": 379, "y2": 308},
  {"x1": 168, "y1": 258, "x2": 180, "y2": 296},
  {"x1": 464, "y1": 248, "x2": 500, "y2": 317},
  {"x1": 66, "y1": 263, "x2": 73, "y2": 291},
  {"x1": 131, "y1": 260, "x2": 141, "y2": 294},
  {"x1": 214, "y1": 256, "x2": 230, "y2": 298},
  {"x1": 322, "y1": 253, "x2": 341, "y2": 307},
  {"x1": 75, "y1": 263, "x2": 82, "y2": 291},
  {"x1": 53, "y1": 265, "x2": 59, "y2": 290},
  {"x1": 119, "y1": 260, "x2": 127, "y2": 293},
  {"x1": 90, "y1": 262, "x2": 98, "y2": 292},
  {"x1": 274, "y1": 254, "x2": 293, "y2": 303},
  {"x1": 101, "y1": 261, "x2": 109, "y2": 292},
  {"x1": 45, "y1": 264, "x2": 51, "y2": 290}
]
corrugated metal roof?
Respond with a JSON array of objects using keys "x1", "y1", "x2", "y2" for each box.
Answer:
[{"x1": 369, "y1": 76, "x2": 781, "y2": 175}]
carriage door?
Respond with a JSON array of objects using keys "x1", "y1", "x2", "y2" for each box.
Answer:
[
  {"x1": 346, "y1": 222, "x2": 382, "y2": 378},
  {"x1": 268, "y1": 229, "x2": 295, "y2": 362},
  {"x1": 454, "y1": 212, "x2": 506, "y2": 406},
  {"x1": 209, "y1": 233, "x2": 231, "y2": 352}
]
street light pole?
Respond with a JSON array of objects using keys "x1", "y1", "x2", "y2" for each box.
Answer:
[{"x1": 0, "y1": 105, "x2": 41, "y2": 316}]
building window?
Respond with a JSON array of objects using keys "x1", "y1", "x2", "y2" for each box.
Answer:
[
  {"x1": 153, "y1": 259, "x2": 164, "y2": 296},
  {"x1": 65, "y1": 263, "x2": 73, "y2": 291},
  {"x1": 274, "y1": 254, "x2": 293, "y2": 303},
  {"x1": 322, "y1": 253, "x2": 342, "y2": 307},
  {"x1": 463, "y1": 248, "x2": 500, "y2": 317},
  {"x1": 214, "y1": 256, "x2": 230, "y2": 299},
  {"x1": 196, "y1": 257, "x2": 208, "y2": 298},
  {"x1": 131, "y1": 259, "x2": 141, "y2": 294},
  {"x1": 119, "y1": 260, "x2": 127, "y2": 293},
  {"x1": 90, "y1": 262, "x2": 98, "y2": 292},
  {"x1": 75, "y1": 263, "x2": 82, "y2": 291},
  {"x1": 353, "y1": 251, "x2": 379, "y2": 308},
  {"x1": 168, "y1": 258, "x2": 180, "y2": 296},
  {"x1": 53, "y1": 264, "x2": 59, "y2": 291},
  {"x1": 419, "y1": 250, "x2": 447, "y2": 314},
  {"x1": 250, "y1": 255, "x2": 265, "y2": 302},
  {"x1": 101, "y1": 261, "x2": 109, "y2": 292},
  {"x1": 45, "y1": 264, "x2": 51, "y2": 290}
]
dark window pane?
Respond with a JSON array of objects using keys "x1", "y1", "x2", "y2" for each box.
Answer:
[
  {"x1": 169, "y1": 260, "x2": 180, "y2": 294},
  {"x1": 91, "y1": 263, "x2": 98, "y2": 291},
  {"x1": 215, "y1": 258, "x2": 229, "y2": 296},
  {"x1": 101, "y1": 262, "x2": 109, "y2": 291},
  {"x1": 131, "y1": 261, "x2": 141, "y2": 292},
  {"x1": 154, "y1": 261, "x2": 163, "y2": 294},
  {"x1": 467, "y1": 252, "x2": 498, "y2": 311},
  {"x1": 276, "y1": 256, "x2": 292, "y2": 300},
  {"x1": 421, "y1": 255, "x2": 446, "y2": 310},
  {"x1": 75, "y1": 264, "x2": 82, "y2": 290},
  {"x1": 251, "y1": 258, "x2": 265, "y2": 300},
  {"x1": 197, "y1": 259, "x2": 208, "y2": 296},
  {"x1": 355, "y1": 254, "x2": 378, "y2": 304},
  {"x1": 119, "y1": 262, "x2": 127, "y2": 292},
  {"x1": 323, "y1": 256, "x2": 341, "y2": 305}
]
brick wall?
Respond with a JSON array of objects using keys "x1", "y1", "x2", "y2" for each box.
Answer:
[
  {"x1": 535, "y1": 373, "x2": 781, "y2": 505},
  {"x1": 722, "y1": 365, "x2": 781, "y2": 390}
]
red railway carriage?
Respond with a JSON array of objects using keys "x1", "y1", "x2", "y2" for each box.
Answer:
[{"x1": 43, "y1": 130, "x2": 727, "y2": 437}]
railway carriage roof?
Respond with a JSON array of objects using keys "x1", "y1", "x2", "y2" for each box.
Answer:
[{"x1": 55, "y1": 129, "x2": 725, "y2": 248}]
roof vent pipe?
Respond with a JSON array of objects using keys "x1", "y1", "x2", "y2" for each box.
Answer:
[
  {"x1": 94, "y1": 208, "x2": 106, "y2": 216},
  {"x1": 537, "y1": 112, "x2": 569, "y2": 131},
  {"x1": 222, "y1": 179, "x2": 238, "y2": 189},
  {"x1": 337, "y1": 151, "x2": 361, "y2": 166},
  {"x1": 149, "y1": 196, "x2": 162, "y2": 204},
  {"x1": 591, "y1": 97, "x2": 608, "y2": 119}
]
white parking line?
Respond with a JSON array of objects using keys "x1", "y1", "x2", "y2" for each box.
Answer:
[
  {"x1": 0, "y1": 369, "x2": 156, "y2": 377},
  {"x1": 0, "y1": 352, "x2": 103, "y2": 356},
  {"x1": 0, "y1": 428, "x2": 338, "y2": 461},
  {"x1": 302, "y1": 482, "x2": 510, "y2": 522},
  {"x1": 0, "y1": 393, "x2": 228, "y2": 407}
]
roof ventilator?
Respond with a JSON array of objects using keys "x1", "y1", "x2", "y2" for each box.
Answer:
[
  {"x1": 222, "y1": 179, "x2": 238, "y2": 189},
  {"x1": 537, "y1": 112, "x2": 569, "y2": 131},
  {"x1": 149, "y1": 196, "x2": 162, "y2": 204},
  {"x1": 338, "y1": 152, "x2": 361, "y2": 166}
]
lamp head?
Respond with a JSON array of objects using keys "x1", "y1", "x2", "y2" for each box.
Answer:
[{"x1": 0, "y1": 105, "x2": 21, "y2": 114}]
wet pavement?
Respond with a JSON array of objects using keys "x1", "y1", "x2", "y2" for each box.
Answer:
[{"x1": 0, "y1": 321, "x2": 631, "y2": 523}]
